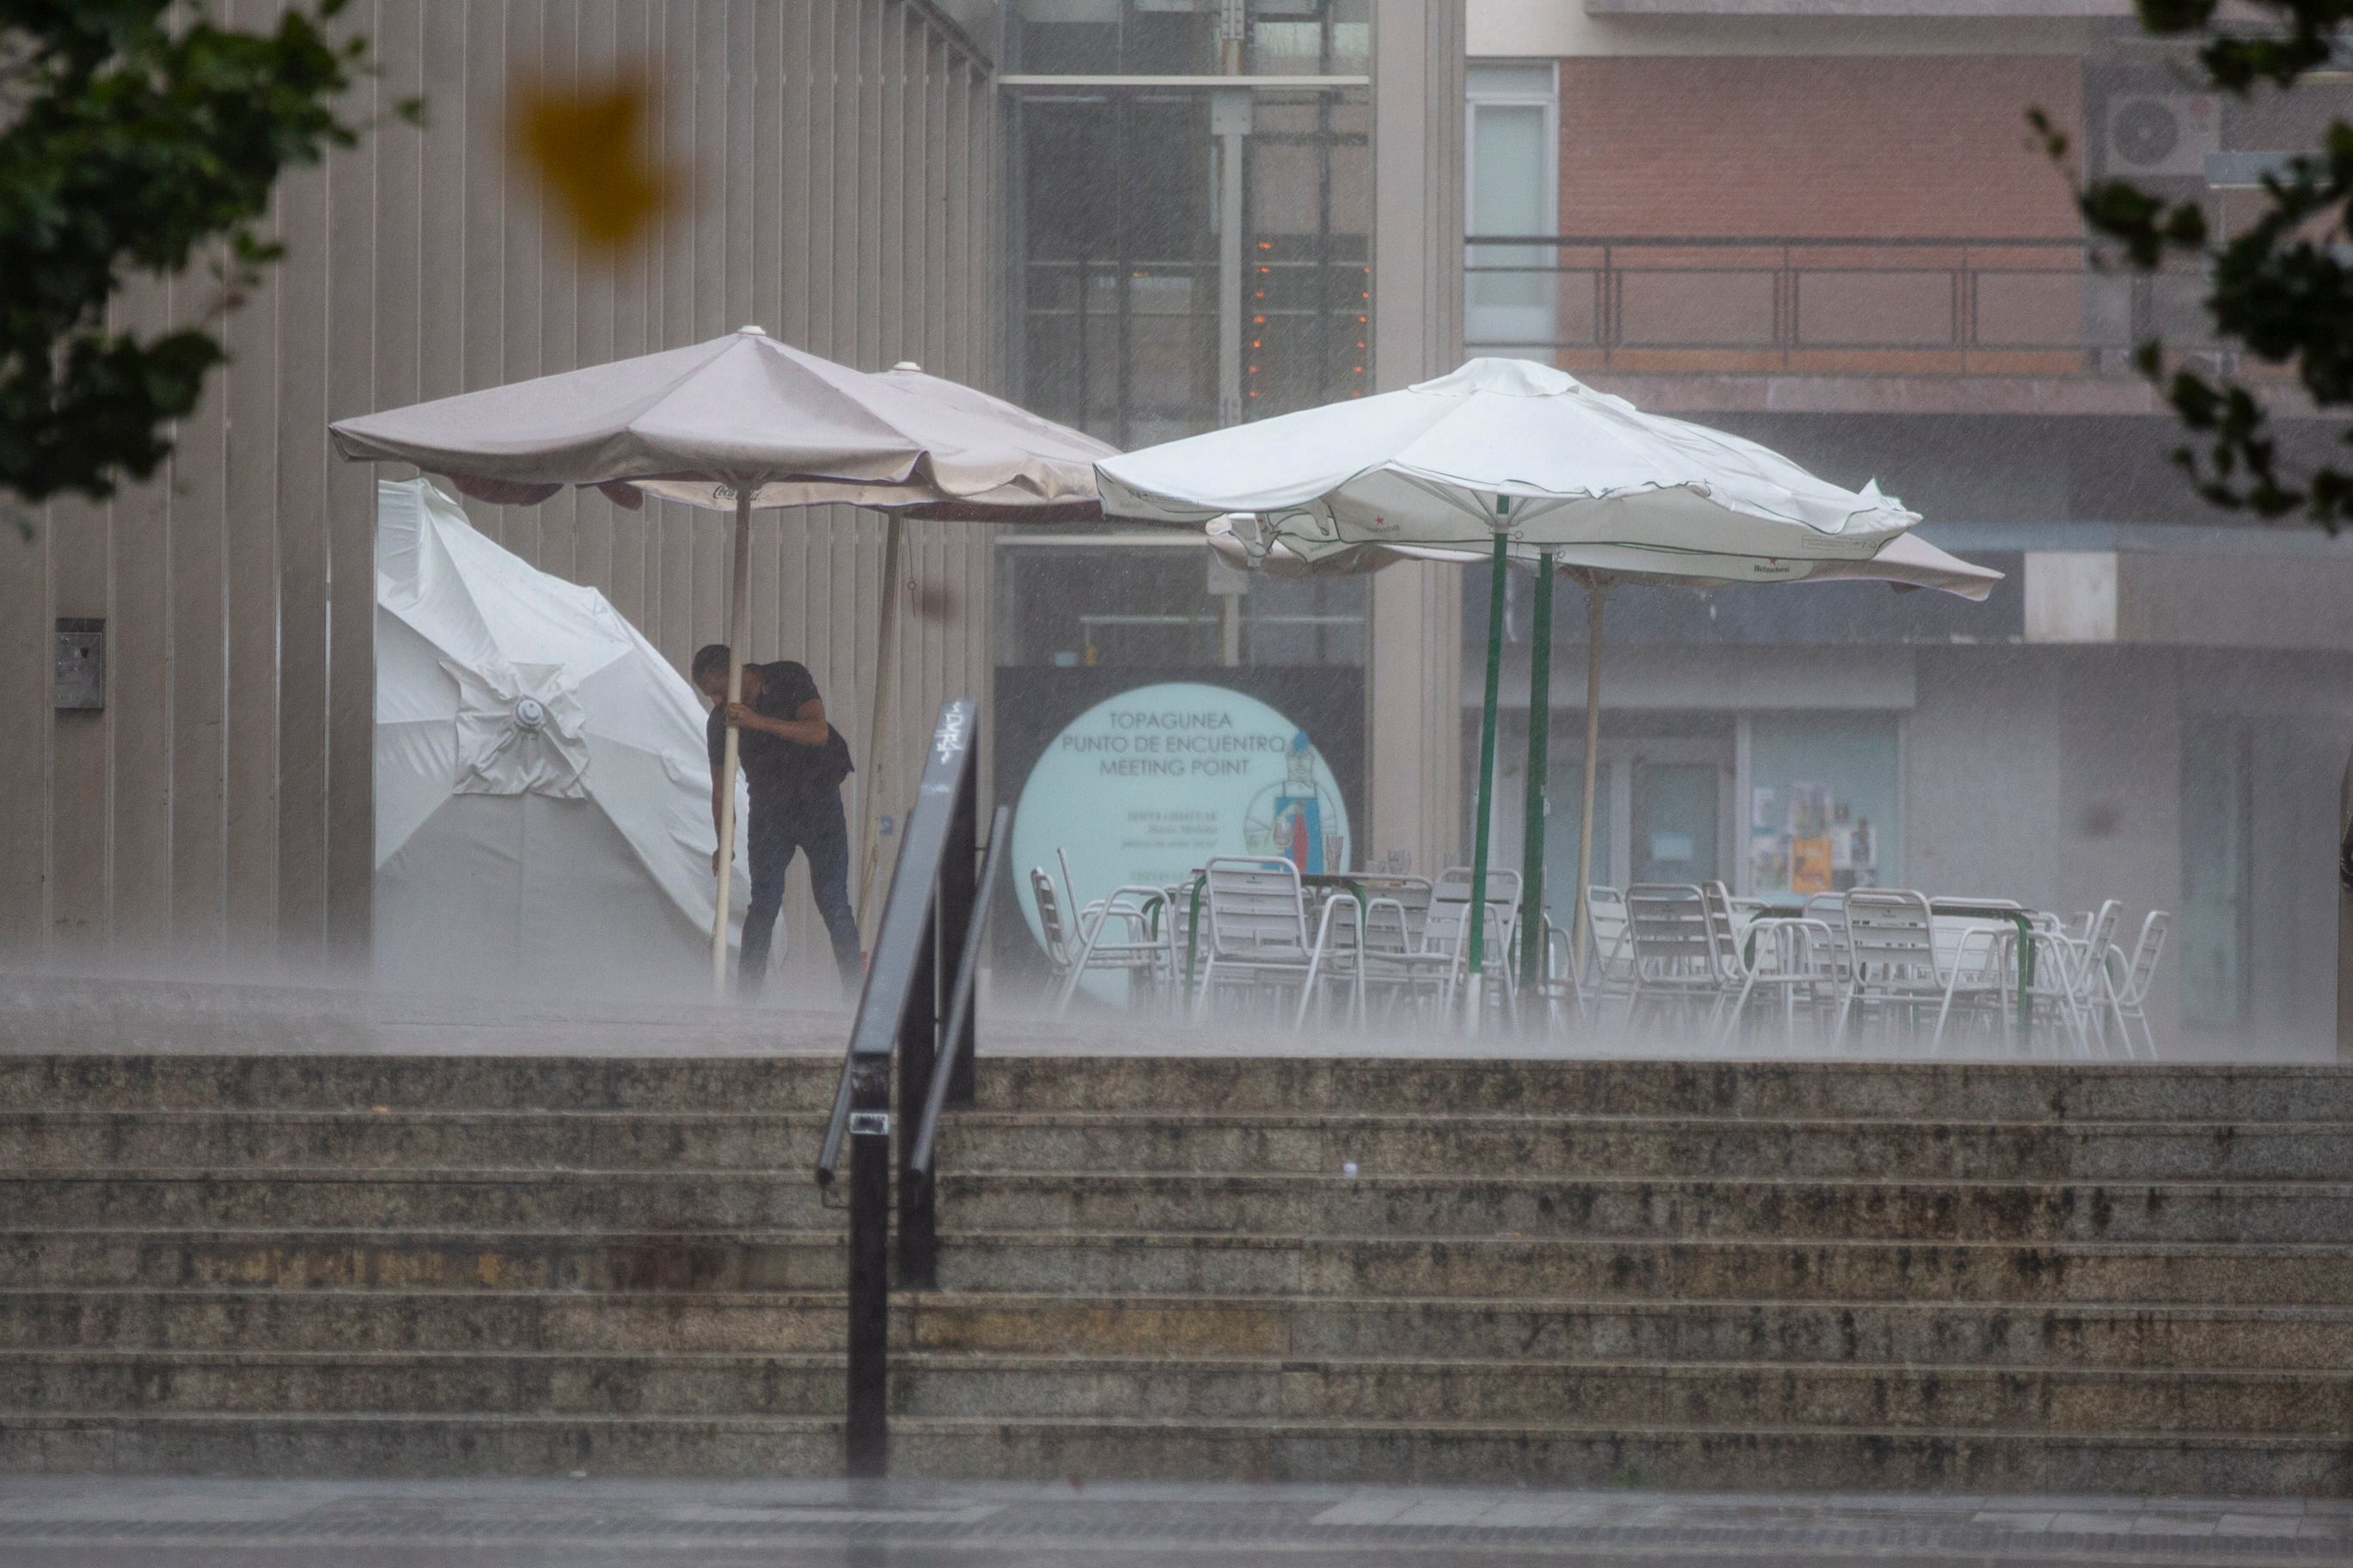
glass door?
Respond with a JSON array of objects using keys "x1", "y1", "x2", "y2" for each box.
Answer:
[{"x1": 1633, "y1": 760, "x2": 1722, "y2": 886}]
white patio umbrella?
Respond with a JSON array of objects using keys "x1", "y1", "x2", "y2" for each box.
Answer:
[
  {"x1": 334, "y1": 327, "x2": 1113, "y2": 991},
  {"x1": 1101, "y1": 359, "x2": 1959, "y2": 998}
]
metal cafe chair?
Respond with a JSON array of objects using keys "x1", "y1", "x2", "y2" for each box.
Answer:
[
  {"x1": 1192, "y1": 856, "x2": 1360, "y2": 1030},
  {"x1": 1620, "y1": 884, "x2": 1730, "y2": 1040}
]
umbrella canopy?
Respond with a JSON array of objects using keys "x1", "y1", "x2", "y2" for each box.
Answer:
[
  {"x1": 335, "y1": 327, "x2": 1115, "y2": 992},
  {"x1": 332, "y1": 327, "x2": 1112, "y2": 516},
  {"x1": 374, "y1": 478, "x2": 749, "y2": 993},
  {"x1": 1101, "y1": 357, "x2": 1917, "y2": 564}
]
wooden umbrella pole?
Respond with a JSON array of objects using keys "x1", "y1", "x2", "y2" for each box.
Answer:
[
  {"x1": 712, "y1": 487, "x2": 755, "y2": 994},
  {"x1": 853, "y1": 513, "x2": 904, "y2": 946},
  {"x1": 1568, "y1": 583, "x2": 1605, "y2": 987}
]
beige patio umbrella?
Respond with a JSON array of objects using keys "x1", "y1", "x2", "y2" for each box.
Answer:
[{"x1": 333, "y1": 326, "x2": 1112, "y2": 991}]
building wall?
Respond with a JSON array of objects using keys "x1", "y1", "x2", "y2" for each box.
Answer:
[
  {"x1": 0, "y1": 0, "x2": 1002, "y2": 979},
  {"x1": 1554, "y1": 55, "x2": 2081, "y2": 239}
]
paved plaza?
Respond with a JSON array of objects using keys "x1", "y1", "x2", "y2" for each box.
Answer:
[{"x1": 3, "y1": 1478, "x2": 2351, "y2": 1567}]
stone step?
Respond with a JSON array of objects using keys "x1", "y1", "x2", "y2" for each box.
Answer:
[
  {"x1": 9, "y1": 1110, "x2": 2349, "y2": 1182},
  {"x1": 0, "y1": 1409, "x2": 2337, "y2": 1493},
  {"x1": 9, "y1": 1055, "x2": 2352, "y2": 1122},
  {"x1": 936, "y1": 1174, "x2": 2350, "y2": 1244},
  {"x1": 9, "y1": 1229, "x2": 2349, "y2": 1307},
  {"x1": 4, "y1": 1351, "x2": 2346, "y2": 1436},
  {"x1": 9, "y1": 1169, "x2": 2340, "y2": 1242},
  {"x1": 0, "y1": 1057, "x2": 844, "y2": 1113},
  {"x1": 7, "y1": 1289, "x2": 2350, "y2": 1369},
  {"x1": 971, "y1": 1059, "x2": 2353, "y2": 1124},
  {"x1": 0, "y1": 1171, "x2": 838, "y2": 1230},
  {"x1": 0, "y1": 1229, "x2": 847, "y2": 1293}
]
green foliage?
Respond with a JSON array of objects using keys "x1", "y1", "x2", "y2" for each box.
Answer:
[
  {"x1": 0, "y1": 0, "x2": 411, "y2": 516},
  {"x1": 2042, "y1": 2, "x2": 2353, "y2": 529}
]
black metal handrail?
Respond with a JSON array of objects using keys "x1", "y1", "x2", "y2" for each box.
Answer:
[
  {"x1": 812, "y1": 696, "x2": 985, "y2": 1479},
  {"x1": 910, "y1": 802, "x2": 1011, "y2": 1181}
]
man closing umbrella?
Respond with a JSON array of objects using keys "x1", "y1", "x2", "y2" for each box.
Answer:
[{"x1": 694, "y1": 645, "x2": 860, "y2": 998}]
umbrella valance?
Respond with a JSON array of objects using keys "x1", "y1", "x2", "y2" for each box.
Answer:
[{"x1": 1205, "y1": 515, "x2": 2001, "y2": 599}]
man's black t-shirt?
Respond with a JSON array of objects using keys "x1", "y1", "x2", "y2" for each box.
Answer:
[{"x1": 706, "y1": 660, "x2": 854, "y2": 815}]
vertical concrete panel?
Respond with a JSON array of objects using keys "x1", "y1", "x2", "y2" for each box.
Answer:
[
  {"x1": 804, "y1": 3, "x2": 836, "y2": 358},
  {"x1": 831, "y1": 3, "x2": 860, "y2": 364},
  {"x1": 222, "y1": 7, "x2": 285, "y2": 957},
  {"x1": 858, "y1": 3, "x2": 884, "y2": 372},
  {"x1": 461, "y1": 0, "x2": 509, "y2": 400},
  {"x1": 168, "y1": 282, "x2": 230, "y2": 959},
  {"x1": 0, "y1": 498, "x2": 50, "y2": 950},
  {"x1": 599, "y1": 1, "x2": 652, "y2": 631},
  {"x1": 107, "y1": 280, "x2": 174, "y2": 952},
  {"x1": 536, "y1": 0, "x2": 582, "y2": 582},
  {"x1": 499, "y1": 0, "x2": 546, "y2": 566},
  {"x1": 375, "y1": 4, "x2": 425, "y2": 416},
  {"x1": 324, "y1": 9, "x2": 382, "y2": 966},
  {"x1": 417, "y1": 0, "x2": 468, "y2": 405},
  {"x1": 878, "y1": 13, "x2": 907, "y2": 368},
  {"x1": 655, "y1": 3, "x2": 697, "y2": 662}
]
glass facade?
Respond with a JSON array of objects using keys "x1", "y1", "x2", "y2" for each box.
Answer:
[{"x1": 1009, "y1": 1, "x2": 1375, "y2": 446}]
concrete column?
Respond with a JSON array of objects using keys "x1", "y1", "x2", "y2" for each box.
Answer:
[{"x1": 1366, "y1": 0, "x2": 1465, "y2": 874}]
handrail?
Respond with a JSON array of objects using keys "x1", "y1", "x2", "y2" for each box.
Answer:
[
  {"x1": 807, "y1": 696, "x2": 983, "y2": 1481},
  {"x1": 816, "y1": 696, "x2": 977, "y2": 1187},
  {"x1": 910, "y1": 802, "x2": 1011, "y2": 1178}
]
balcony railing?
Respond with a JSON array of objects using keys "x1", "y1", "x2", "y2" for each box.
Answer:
[{"x1": 1464, "y1": 235, "x2": 2225, "y2": 377}]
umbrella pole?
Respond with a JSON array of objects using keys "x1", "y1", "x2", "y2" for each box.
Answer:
[
  {"x1": 1464, "y1": 525, "x2": 1509, "y2": 1031},
  {"x1": 1568, "y1": 584, "x2": 1606, "y2": 990},
  {"x1": 1517, "y1": 555, "x2": 1555, "y2": 1008},
  {"x1": 854, "y1": 513, "x2": 904, "y2": 946},
  {"x1": 712, "y1": 487, "x2": 754, "y2": 995}
]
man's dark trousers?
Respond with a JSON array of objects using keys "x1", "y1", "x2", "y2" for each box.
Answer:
[{"x1": 740, "y1": 790, "x2": 862, "y2": 998}]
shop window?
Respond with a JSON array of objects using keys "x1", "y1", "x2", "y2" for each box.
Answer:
[{"x1": 1745, "y1": 715, "x2": 1903, "y2": 897}]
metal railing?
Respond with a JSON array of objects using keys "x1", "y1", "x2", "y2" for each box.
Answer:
[
  {"x1": 814, "y1": 697, "x2": 1009, "y2": 1477},
  {"x1": 1464, "y1": 233, "x2": 2221, "y2": 373}
]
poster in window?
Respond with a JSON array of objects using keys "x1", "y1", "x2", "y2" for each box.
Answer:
[{"x1": 1790, "y1": 836, "x2": 1834, "y2": 894}]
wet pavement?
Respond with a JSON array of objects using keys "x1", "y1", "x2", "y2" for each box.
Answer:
[{"x1": 3, "y1": 1477, "x2": 2351, "y2": 1566}]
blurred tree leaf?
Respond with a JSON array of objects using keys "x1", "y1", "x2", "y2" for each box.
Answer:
[
  {"x1": 510, "y1": 71, "x2": 677, "y2": 255},
  {"x1": 0, "y1": 0, "x2": 398, "y2": 511},
  {"x1": 2047, "y1": 1, "x2": 2353, "y2": 529}
]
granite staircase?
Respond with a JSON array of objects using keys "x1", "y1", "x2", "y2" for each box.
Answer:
[{"x1": 2, "y1": 1052, "x2": 2350, "y2": 1492}]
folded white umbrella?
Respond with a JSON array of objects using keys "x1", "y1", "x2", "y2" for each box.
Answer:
[
  {"x1": 1104, "y1": 362, "x2": 1969, "y2": 1004},
  {"x1": 335, "y1": 327, "x2": 1115, "y2": 991},
  {"x1": 375, "y1": 478, "x2": 748, "y2": 993}
]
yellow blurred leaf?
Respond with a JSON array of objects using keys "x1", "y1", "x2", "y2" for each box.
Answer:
[{"x1": 510, "y1": 72, "x2": 678, "y2": 253}]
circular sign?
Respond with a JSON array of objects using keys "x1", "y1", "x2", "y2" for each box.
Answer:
[{"x1": 1011, "y1": 682, "x2": 1351, "y2": 999}]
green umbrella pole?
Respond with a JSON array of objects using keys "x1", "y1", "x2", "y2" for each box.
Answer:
[
  {"x1": 1464, "y1": 522, "x2": 1510, "y2": 1029},
  {"x1": 1517, "y1": 554, "x2": 1555, "y2": 1004}
]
